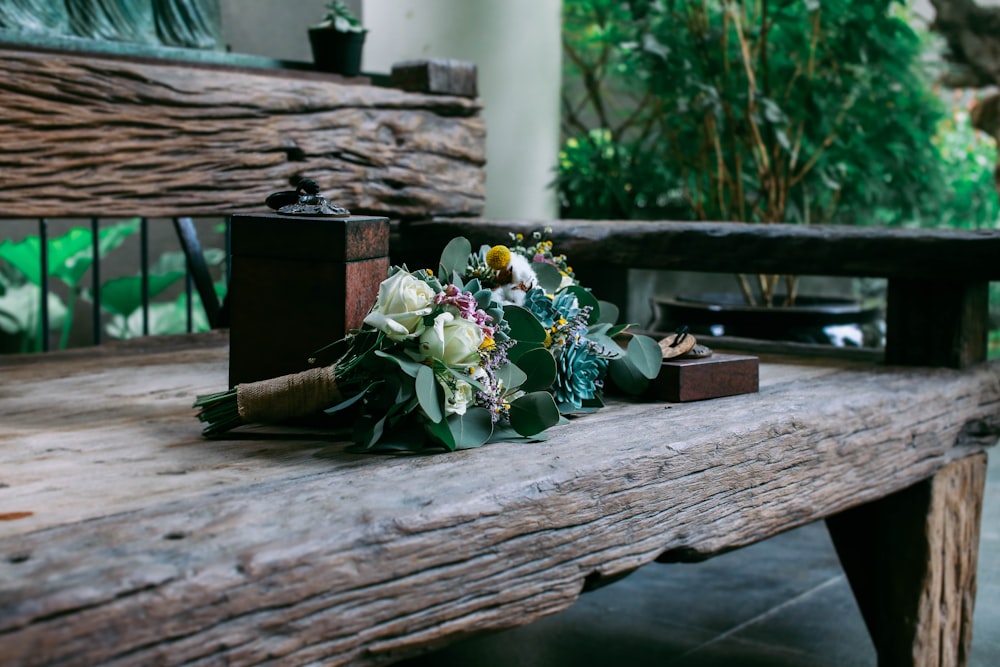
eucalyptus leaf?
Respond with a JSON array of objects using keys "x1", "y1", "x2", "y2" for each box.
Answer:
[
  {"x1": 449, "y1": 408, "x2": 494, "y2": 449},
  {"x1": 415, "y1": 364, "x2": 443, "y2": 423},
  {"x1": 497, "y1": 361, "x2": 528, "y2": 393},
  {"x1": 597, "y1": 300, "x2": 619, "y2": 324},
  {"x1": 513, "y1": 347, "x2": 557, "y2": 392},
  {"x1": 374, "y1": 349, "x2": 426, "y2": 378},
  {"x1": 564, "y1": 285, "x2": 600, "y2": 324},
  {"x1": 438, "y1": 236, "x2": 472, "y2": 280},
  {"x1": 509, "y1": 391, "x2": 561, "y2": 437},
  {"x1": 626, "y1": 334, "x2": 663, "y2": 379},
  {"x1": 608, "y1": 356, "x2": 651, "y2": 395},
  {"x1": 424, "y1": 417, "x2": 457, "y2": 451},
  {"x1": 503, "y1": 305, "x2": 548, "y2": 343},
  {"x1": 532, "y1": 261, "x2": 564, "y2": 293}
]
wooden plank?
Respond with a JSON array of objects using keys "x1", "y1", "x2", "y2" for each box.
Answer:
[
  {"x1": 391, "y1": 59, "x2": 478, "y2": 97},
  {"x1": 827, "y1": 453, "x2": 988, "y2": 667},
  {"x1": 0, "y1": 46, "x2": 486, "y2": 219},
  {"x1": 885, "y1": 278, "x2": 990, "y2": 368},
  {"x1": 394, "y1": 219, "x2": 1000, "y2": 280},
  {"x1": 1, "y1": 335, "x2": 998, "y2": 665}
]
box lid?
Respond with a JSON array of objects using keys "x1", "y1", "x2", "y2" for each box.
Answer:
[{"x1": 230, "y1": 212, "x2": 388, "y2": 261}]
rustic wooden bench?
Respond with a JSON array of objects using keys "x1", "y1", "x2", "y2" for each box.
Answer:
[
  {"x1": 1, "y1": 220, "x2": 998, "y2": 666},
  {"x1": 3, "y1": 40, "x2": 1000, "y2": 667}
]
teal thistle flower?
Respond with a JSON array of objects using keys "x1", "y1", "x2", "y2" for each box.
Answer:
[{"x1": 553, "y1": 338, "x2": 607, "y2": 411}]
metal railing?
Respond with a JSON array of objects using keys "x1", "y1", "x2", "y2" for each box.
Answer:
[{"x1": 5, "y1": 216, "x2": 230, "y2": 352}]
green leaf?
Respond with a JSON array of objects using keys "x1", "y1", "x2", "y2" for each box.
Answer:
[
  {"x1": 625, "y1": 334, "x2": 663, "y2": 379},
  {"x1": 608, "y1": 356, "x2": 650, "y2": 395},
  {"x1": 507, "y1": 340, "x2": 545, "y2": 364},
  {"x1": 514, "y1": 347, "x2": 557, "y2": 392},
  {"x1": 564, "y1": 285, "x2": 601, "y2": 323},
  {"x1": 0, "y1": 237, "x2": 43, "y2": 285},
  {"x1": 503, "y1": 305, "x2": 548, "y2": 343},
  {"x1": 449, "y1": 408, "x2": 494, "y2": 449},
  {"x1": 374, "y1": 349, "x2": 426, "y2": 378},
  {"x1": 97, "y1": 272, "x2": 185, "y2": 316},
  {"x1": 324, "y1": 389, "x2": 368, "y2": 414},
  {"x1": 597, "y1": 300, "x2": 619, "y2": 324},
  {"x1": 415, "y1": 364, "x2": 443, "y2": 423},
  {"x1": 423, "y1": 417, "x2": 457, "y2": 451},
  {"x1": 497, "y1": 361, "x2": 528, "y2": 393},
  {"x1": 438, "y1": 236, "x2": 471, "y2": 282},
  {"x1": 532, "y1": 261, "x2": 563, "y2": 292},
  {"x1": 509, "y1": 391, "x2": 561, "y2": 437}
]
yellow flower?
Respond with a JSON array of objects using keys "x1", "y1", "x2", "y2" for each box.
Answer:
[
  {"x1": 544, "y1": 330, "x2": 552, "y2": 348},
  {"x1": 486, "y1": 245, "x2": 512, "y2": 270},
  {"x1": 479, "y1": 336, "x2": 496, "y2": 350}
]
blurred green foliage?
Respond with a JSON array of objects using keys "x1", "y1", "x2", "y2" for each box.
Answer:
[{"x1": 556, "y1": 0, "x2": 999, "y2": 230}]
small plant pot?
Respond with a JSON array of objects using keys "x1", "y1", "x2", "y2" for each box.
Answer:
[
  {"x1": 652, "y1": 293, "x2": 883, "y2": 346},
  {"x1": 309, "y1": 27, "x2": 367, "y2": 77}
]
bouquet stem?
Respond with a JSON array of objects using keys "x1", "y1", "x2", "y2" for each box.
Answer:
[{"x1": 194, "y1": 366, "x2": 342, "y2": 437}]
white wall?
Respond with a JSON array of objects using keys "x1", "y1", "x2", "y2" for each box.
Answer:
[
  {"x1": 218, "y1": 0, "x2": 561, "y2": 220},
  {"x1": 362, "y1": 0, "x2": 561, "y2": 219}
]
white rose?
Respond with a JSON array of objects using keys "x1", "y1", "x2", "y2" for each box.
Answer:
[
  {"x1": 418, "y1": 311, "x2": 484, "y2": 367},
  {"x1": 442, "y1": 378, "x2": 475, "y2": 416},
  {"x1": 363, "y1": 270, "x2": 436, "y2": 340}
]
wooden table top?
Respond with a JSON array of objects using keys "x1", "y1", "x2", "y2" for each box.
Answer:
[{"x1": 2, "y1": 332, "x2": 998, "y2": 665}]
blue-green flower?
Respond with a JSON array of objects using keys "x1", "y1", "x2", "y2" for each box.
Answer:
[
  {"x1": 524, "y1": 288, "x2": 580, "y2": 330},
  {"x1": 552, "y1": 337, "x2": 607, "y2": 411}
]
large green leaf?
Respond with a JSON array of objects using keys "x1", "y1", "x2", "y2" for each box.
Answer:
[
  {"x1": 374, "y1": 349, "x2": 426, "y2": 378},
  {"x1": 415, "y1": 364, "x2": 443, "y2": 423},
  {"x1": 423, "y1": 417, "x2": 457, "y2": 451},
  {"x1": 625, "y1": 334, "x2": 663, "y2": 379},
  {"x1": 532, "y1": 261, "x2": 564, "y2": 293},
  {"x1": 503, "y1": 305, "x2": 547, "y2": 343},
  {"x1": 514, "y1": 347, "x2": 557, "y2": 392},
  {"x1": 438, "y1": 236, "x2": 471, "y2": 282},
  {"x1": 564, "y1": 285, "x2": 601, "y2": 323},
  {"x1": 97, "y1": 272, "x2": 185, "y2": 316},
  {"x1": 496, "y1": 361, "x2": 528, "y2": 393},
  {"x1": 509, "y1": 391, "x2": 561, "y2": 437},
  {"x1": 449, "y1": 408, "x2": 494, "y2": 449}
]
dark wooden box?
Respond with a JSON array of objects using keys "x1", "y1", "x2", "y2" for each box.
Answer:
[
  {"x1": 647, "y1": 353, "x2": 759, "y2": 402},
  {"x1": 228, "y1": 212, "x2": 389, "y2": 387}
]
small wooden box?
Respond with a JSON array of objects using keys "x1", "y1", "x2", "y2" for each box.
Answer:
[
  {"x1": 228, "y1": 212, "x2": 389, "y2": 387},
  {"x1": 647, "y1": 353, "x2": 759, "y2": 402}
]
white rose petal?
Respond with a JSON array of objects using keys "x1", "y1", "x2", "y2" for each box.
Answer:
[
  {"x1": 363, "y1": 270, "x2": 436, "y2": 340},
  {"x1": 418, "y1": 311, "x2": 484, "y2": 367}
]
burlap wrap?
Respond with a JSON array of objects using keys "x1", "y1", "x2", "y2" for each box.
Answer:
[{"x1": 236, "y1": 366, "x2": 342, "y2": 423}]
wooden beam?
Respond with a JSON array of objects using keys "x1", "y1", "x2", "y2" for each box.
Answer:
[
  {"x1": 826, "y1": 453, "x2": 988, "y2": 667},
  {"x1": 394, "y1": 219, "x2": 1000, "y2": 281},
  {"x1": 0, "y1": 46, "x2": 486, "y2": 220},
  {"x1": 885, "y1": 279, "x2": 989, "y2": 368}
]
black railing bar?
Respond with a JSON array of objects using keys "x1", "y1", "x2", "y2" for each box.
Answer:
[
  {"x1": 224, "y1": 216, "x2": 232, "y2": 286},
  {"x1": 185, "y1": 270, "x2": 194, "y2": 333},
  {"x1": 172, "y1": 217, "x2": 221, "y2": 329},
  {"x1": 141, "y1": 217, "x2": 150, "y2": 336},
  {"x1": 91, "y1": 217, "x2": 102, "y2": 345},
  {"x1": 39, "y1": 218, "x2": 49, "y2": 352}
]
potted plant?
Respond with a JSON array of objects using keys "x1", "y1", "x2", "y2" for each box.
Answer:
[
  {"x1": 309, "y1": 1, "x2": 367, "y2": 77},
  {"x1": 557, "y1": 0, "x2": 994, "y2": 345}
]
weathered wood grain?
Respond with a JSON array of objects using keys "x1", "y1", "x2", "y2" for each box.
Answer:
[
  {"x1": 828, "y1": 453, "x2": 987, "y2": 667},
  {"x1": 0, "y1": 46, "x2": 486, "y2": 219},
  {"x1": 1, "y1": 334, "x2": 998, "y2": 666},
  {"x1": 394, "y1": 219, "x2": 1000, "y2": 280}
]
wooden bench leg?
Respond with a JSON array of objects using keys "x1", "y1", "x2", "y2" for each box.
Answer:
[{"x1": 826, "y1": 452, "x2": 987, "y2": 667}]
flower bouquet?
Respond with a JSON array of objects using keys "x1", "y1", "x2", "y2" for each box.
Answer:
[{"x1": 194, "y1": 231, "x2": 662, "y2": 452}]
